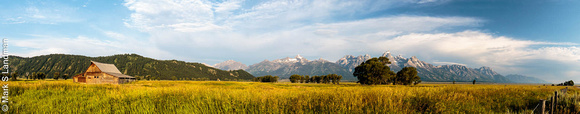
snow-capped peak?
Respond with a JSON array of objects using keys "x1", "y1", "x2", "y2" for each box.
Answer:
[
  {"x1": 295, "y1": 54, "x2": 303, "y2": 59},
  {"x1": 272, "y1": 55, "x2": 310, "y2": 63},
  {"x1": 381, "y1": 51, "x2": 391, "y2": 57}
]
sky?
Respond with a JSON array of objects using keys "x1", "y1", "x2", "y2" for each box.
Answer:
[{"x1": 0, "y1": 0, "x2": 579, "y2": 83}]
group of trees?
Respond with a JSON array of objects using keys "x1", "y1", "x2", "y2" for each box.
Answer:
[
  {"x1": 557, "y1": 80, "x2": 574, "y2": 86},
  {"x1": 289, "y1": 74, "x2": 342, "y2": 84},
  {"x1": 134, "y1": 75, "x2": 162, "y2": 81},
  {"x1": 3, "y1": 72, "x2": 18, "y2": 81},
  {"x1": 3, "y1": 72, "x2": 70, "y2": 81},
  {"x1": 353, "y1": 57, "x2": 421, "y2": 85},
  {"x1": 253, "y1": 75, "x2": 279, "y2": 82},
  {"x1": 51, "y1": 72, "x2": 69, "y2": 80},
  {"x1": 26, "y1": 72, "x2": 48, "y2": 80}
]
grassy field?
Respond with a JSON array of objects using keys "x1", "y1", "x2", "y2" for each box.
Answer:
[{"x1": 2, "y1": 80, "x2": 578, "y2": 113}]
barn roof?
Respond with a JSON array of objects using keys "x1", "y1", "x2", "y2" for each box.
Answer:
[
  {"x1": 105, "y1": 73, "x2": 135, "y2": 79},
  {"x1": 89, "y1": 61, "x2": 134, "y2": 79},
  {"x1": 91, "y1": 61, "x2": 123, "y2": 74}
]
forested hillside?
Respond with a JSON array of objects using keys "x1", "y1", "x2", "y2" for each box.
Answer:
[{"x1": 4, "y1": 54, "x2": 254, "y2": 80}]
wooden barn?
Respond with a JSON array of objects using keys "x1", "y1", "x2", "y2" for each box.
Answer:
[{"x1": 73, "y1": 61, "x2": 135, "y2": 84}]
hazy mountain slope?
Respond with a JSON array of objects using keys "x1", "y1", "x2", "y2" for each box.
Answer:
[
  {"x1": 505, "y1": 74, "x2": 550, "y2": 84},
  {"x1": 5, "y1": 54, "x2": 254, "y2": 80},
  {"x1": 214, "y1": 60, "x2": 248, "y2": 70}
]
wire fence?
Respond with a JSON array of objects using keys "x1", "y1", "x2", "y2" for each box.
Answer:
[{"x1": 531, "y1": 87, "x2": 568, "y2": 114}]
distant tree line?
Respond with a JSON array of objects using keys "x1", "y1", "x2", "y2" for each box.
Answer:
[
  {"x1": 557, "y1": 80, "x2": 574, "y2": 86},
  {"x1": 27, "y1": 72, "x2": 48, "y2": 80},
  {"x1": 52, "y1": 72, "x2": 68, "y2": 80},
  {"x1": 354, "y1": 57, "x2": 421, "y2": 85},
  {"x1": 2, "y1": 71, "x2": 71, "y2": 81},
  {"x1": 253, "y1": 75, "x2": 279, "y2": 82},
  {"x1": 289, "y1": 74, "x2": 342, "y2": 84}
]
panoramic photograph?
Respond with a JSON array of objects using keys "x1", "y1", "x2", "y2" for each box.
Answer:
[{"x1": 0, "y1": 0, "x2": 579, "y2": 113}]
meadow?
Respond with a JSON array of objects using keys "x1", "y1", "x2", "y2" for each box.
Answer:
[{"x1": 3, "y1": 80, "x2": 578, "y2": 113}]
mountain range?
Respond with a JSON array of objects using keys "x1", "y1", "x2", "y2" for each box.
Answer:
[
  {"x1": 4, "y1": 54, "x2": 255, "y2": 80},
  {"x1": 244, "y1": 55, "x2": 356, "y2": 80},
  {"x1": 214, "y1": 51, "x2": 548, "y2": 83}
]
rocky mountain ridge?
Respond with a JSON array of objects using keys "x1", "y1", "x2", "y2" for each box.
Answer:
[
  {"x1": 244, "y1": 55, "x2": 356, "y2": 80},
  {"x1": 214, "y1": 51, "x2": 547, "y2": 83}
]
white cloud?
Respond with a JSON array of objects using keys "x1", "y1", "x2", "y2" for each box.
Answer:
[
  {"x1": 124, "y1": 0, "x2": 215, "y2": 32},
  {"x1": 12, "y1": 32, "x2": 174, "y2": 61},
  {"x1": 12, "y1": 36, "x2": 124, "y2": 57},
  {"x1": 122, "y1": 0, "x2": 483, "y2": 60}
]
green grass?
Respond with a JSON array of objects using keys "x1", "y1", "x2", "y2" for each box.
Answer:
[{"x1": 2, "y1": 80, "x2": 577, "y2": 113}]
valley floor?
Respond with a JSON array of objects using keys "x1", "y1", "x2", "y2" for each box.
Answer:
[{"x1": 3, "y1": 80, "x2": 578, "y2": 113}]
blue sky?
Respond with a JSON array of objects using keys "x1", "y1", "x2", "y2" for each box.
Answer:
[{"x1": 1, "y1": 0, "x2": 579, "y2": 83}]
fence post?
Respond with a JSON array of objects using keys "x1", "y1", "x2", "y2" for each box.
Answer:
[
  {"x1": 551, "y1": 96, "x2": 554, "y2": 114},
  {"x1": 540, "y1": 99, "x2": 546, "y2": 114},
  {"x1": 554, "y1": 91, "x2": 558, "y2": 113}
]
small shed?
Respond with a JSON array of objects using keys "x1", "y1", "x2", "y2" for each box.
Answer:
[{"x1": 73, "y1": 61, "x2": 135, "y2": 84}]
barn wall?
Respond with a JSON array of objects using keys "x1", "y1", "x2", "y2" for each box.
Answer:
[
  {"x1": 85, "y1": 64, "x2": 101, "y2": 73},
  {"x1": 118, "y1": 78, "x2": 135, "y2": 84},
  {"x1": 85, "y1": 73, "x2": 119, "y2": 84}
]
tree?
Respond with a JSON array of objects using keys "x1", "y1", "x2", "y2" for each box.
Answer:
[
  {"x1": 304, "y1": 75, "x2": 310, "y2": 83},
  {"x1": 337, "y1": 75, "x2": 342, "y2": 84},
  {"x1": 314, "y1": 76, "x2": 322, "y2": 83},
  {"x1": 289, "y1": 74, "x2": 301, "y2": 83},
  {"x1": 453, "y1": 81, "x2": 456, "y2": 84},
  {"x1": 41, "y1": 73, "x2": 47, "y2": 80},
  {"x1": 31, "y1": 72, "x2": 36, "y2": 80},
  {"x1": 353, "y1": 57, "x2": 395, "y2": 85},
  {"x1": 326, "y1": 74, "x2": 340, "y2": 84},
  {"x1": 557, "y1": 80, "x2": 574, "y2": 86},
  {"x1": 10, "y1": 72, "x2": 18, "y2": 81},
  {"x1": 565, "y1": 80, "x2": 574, "y2": 86},
  {"x1": 63, "y1": 74, "x2": 69, "y2": 80},
  {"x1": 253, "y1": 75, "x2": 278, "y2": 83},
  {"x1": 322, "y1": 75, "x2": 330, "y2": 84},
  {"x1": 134, "y1": 76, "x2": 142, "y2": 80},
  {"x1": 35, "y1": 72, "x2": 46, "y2": 80},
  {"x1": 145, "y1": 75, "x2": 151, "y2": 81},
  {"x1": 472, "y1": 80, "x2": 476, "y2": 85},
  {"x1": 53, "y1": 72, "x2": 60, "y2": 80},
  {"x1": 171, "y1": 76, "x2": 177, "y2": 80},
  {"x1": 394, "y1": 67, "x2": 420, "y2": 85}
]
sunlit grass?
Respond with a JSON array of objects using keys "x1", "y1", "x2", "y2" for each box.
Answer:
[{"x1": 2, "y1": 80, "x2": 575, "y2": 113}]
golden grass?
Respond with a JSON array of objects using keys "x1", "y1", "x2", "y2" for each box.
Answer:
[{"x1": 2, "y1": 80, "x2": 576, "y2": 113}]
